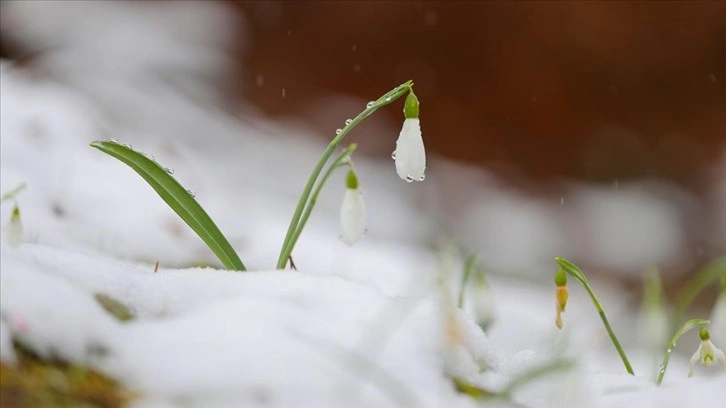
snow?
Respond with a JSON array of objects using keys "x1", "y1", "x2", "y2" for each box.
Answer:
[{"x1": 1, "y1": 2, "x2": 725, "y2": 405}]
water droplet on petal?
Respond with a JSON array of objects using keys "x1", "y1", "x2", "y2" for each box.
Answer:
[
  {"x1": 108, "y1": 138, "x2": 119, "y2": 144},
  {"x1": 187, "y1": 189, "x2": 196, "y2": 198},
  {"x1": 121, "y1": 143, "x2": 132, "y2": 150},
  {"x1": 419, "y1": 174, "x2": 426, "y2": 181},
  {"x1": 335, "y1": 128, "x2": 342, "y2": 135},
  {"x1": 164, "y1": 167, "x2": 174, "y2": 175},
  {"x1": 366, "y1": 101, "x2": 375, "y2": 108},
  {"x1": 391, "y1": 151, "x2": 397, "y2": 160},
  {"x1": 345, "y1": 119, "x2": 353, "y2": 125},
  {"x1": 405, "y1": 176, "x2": 414, "y2": 183}
]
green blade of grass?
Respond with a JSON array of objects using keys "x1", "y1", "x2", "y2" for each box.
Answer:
[{"x1": 90, "y1": 141, "x2": 246, "y2": 271}]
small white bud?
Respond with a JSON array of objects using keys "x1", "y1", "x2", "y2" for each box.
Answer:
[
  {"x1": 340, "y1": 170, "x2": 366, "y2": 245},
  {"x1": 5, "y1": 205, "x2": 23, "y2": 247}
]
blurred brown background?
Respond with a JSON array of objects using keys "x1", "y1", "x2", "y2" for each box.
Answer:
[{"x1": 233, "y1": 0, "x2": 726, "y2": 188}]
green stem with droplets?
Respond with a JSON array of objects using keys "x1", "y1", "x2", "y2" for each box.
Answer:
[
  {"x1": 276, "y1": 81, "x2": 413, "y2": 269},
  {"x1": 556, "y1": 257, "x2": 635, "y2": 375}
]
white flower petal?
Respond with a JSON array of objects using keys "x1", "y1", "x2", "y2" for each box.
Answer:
[
  {"x1": 340, "y1": 188, "x2": 367, "y2": 245},
  {"x1": 689, "y1": 344, "x2": 701, "y2": 377},
  {"x1": 5, "y1": 216, "x2": 23, "y2": 247},
  {"x1": 394, "y1": 118, "x2": 426, "y2": 182}
]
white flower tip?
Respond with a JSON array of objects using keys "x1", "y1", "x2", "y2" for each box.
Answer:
[
  {"x1": 394, "y1": 118, "x2": 426, "y2": 182},
  {"x1": 340, "y1": 188, "x2": 367, "y2": 245}
]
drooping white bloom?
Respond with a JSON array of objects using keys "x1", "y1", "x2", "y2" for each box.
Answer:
[
  {"x1": 393, "y1": 91, "x2": 426, "y2": 182},
  {"x1": 340, "y1": 170, "x2": 367, "y2": 245},
  {"x1": 394, "y1": 119, "x2": 426, "y2": 182},
  {"x1": 688, "y1": 327, "x2": 726, "y2": 377},
  {"x1": 5, "y1": 205, "x2": 23, "y2": 247},
  {"x1": 472, "y1": 276, "x2": 494, "y2": 329}
]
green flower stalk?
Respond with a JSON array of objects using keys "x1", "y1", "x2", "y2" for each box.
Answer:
[{"x1": 555, "y1": 257, "x2": 634, "y2": 375}]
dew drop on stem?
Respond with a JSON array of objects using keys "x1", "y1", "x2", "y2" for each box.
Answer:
[
  {"x1": 164, "y1": 168, "x2": 174, "y2": 175},
  {"x1": 335, "y1": 128, "x2": 342, "y2": 135}
]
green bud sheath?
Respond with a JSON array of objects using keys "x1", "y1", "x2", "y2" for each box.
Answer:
[
  {"x1": 555, "y1": 268, "x2": 567, "y2": 286},
  {"x1": 346, "y1": 169, "x2": 359, "y2": 190},
  {"x1": 403, "y1": 91, "x2": 420, "y2": 119},
  {"x1": 700, "y1": 326, "x2": 710, "y2": 341}
]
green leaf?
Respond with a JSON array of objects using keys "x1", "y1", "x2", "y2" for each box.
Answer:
[
  {"x1": 90, "y1": 141, "x2": 245, "y2": 271},
  {"x1": 673, "y1": 257, "x2": 726, "y2": 326}
]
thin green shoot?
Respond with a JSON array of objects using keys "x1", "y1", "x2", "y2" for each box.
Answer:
[
  {"x1": 555, "y1": 257, "x2": 634, "y2": 375},
  {"x1": 656, "y1": 318, "x2": 710, "y2": 385}
]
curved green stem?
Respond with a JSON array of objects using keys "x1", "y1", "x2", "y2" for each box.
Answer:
[
  {"x1": 276, "y1": 81, "x2": 413, "y2": 269},
  {"x1": 280, "y1": 144, "x2": 358, "y2": 267},
  {"x1": 457, "y1": 254, "x2": 478, "y2": 308},
  {"x1": 555, "y1": 257, "x2": 635, "y2": 375},
  {"x1": 673, "y1": 257, "x2": 726, "y2": 330},
  {"x1": 656, "y1": 318, "x2": 710, "y2": 385}
]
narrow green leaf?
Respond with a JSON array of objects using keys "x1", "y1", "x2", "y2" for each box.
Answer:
[
  {"x1": 90, "y1": 141, "x2": 245, "y2": 271},
  {"x1": 673, "y1": 257, "x2": 726, "y2": 326}
]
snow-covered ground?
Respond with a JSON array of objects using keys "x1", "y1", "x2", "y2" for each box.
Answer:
[{"x1": 1, "y1": 1, "x2": 725, "y2": 407}]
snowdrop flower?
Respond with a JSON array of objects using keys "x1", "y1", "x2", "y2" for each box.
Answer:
[
  {"x1": 688, "y1": 327, "x2": 726, "y2": 377},
  {"x1": 555, "y1": 268, "x2": 569, "y2": 329},
  {"x1": 4, "y1": 205, "x2": 23, "y2": 247},
  {"x1": 393, "y1": 91, "x2": 426, "y2": 182},
  {"x1": 340, "y1": 169, "x2": 366, "y2": 245},
  {"x1": 473, "y1": 272, "x2": 494, "y2": 329}
]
